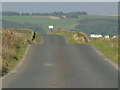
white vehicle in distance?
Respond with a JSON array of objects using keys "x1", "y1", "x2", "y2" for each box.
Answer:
[{"x1": 48, "y1": 25, "x2": 54, "y2": 32}]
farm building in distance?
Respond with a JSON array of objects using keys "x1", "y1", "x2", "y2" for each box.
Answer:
[
  {"x1": 90, "y1": 34, "x2": 118, "y2": 39},
  {"x1": 104, "y1": 35, "x2": 110, "y2": 39},
  {"x1": 90, "y1": 34, "x2": 102, "y2": 38},
  {"x1": 111, "y1": 36, "x2": 117, "y2": 39}
]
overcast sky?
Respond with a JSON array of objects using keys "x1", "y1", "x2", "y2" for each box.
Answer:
[
  {"x1": 1, "y1": 0, "x2": 119, "y2": 2},
  {"x1": 2, "y1": 2, "x2": 118, "y2": 15}
]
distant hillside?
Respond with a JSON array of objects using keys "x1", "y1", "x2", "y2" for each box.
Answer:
[
  {"x1": 75, "y1": 18, "x2": 118, "y2": 36},
  {"x1": 2, "y1": 20, "x2": 44, "y2": 33},
  {"x1": 2, "y1": 15, "x2": 118, "y2": 36}
]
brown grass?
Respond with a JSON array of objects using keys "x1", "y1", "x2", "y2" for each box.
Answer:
[{"x1": 2, "y1": 28, "x2": 40, "y2": 75}]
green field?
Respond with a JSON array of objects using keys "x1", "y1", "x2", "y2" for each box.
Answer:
[
  {"x1": 2, "y1": 16, "x2": 78, "y2": 32},
  {"x1": 2, "y1": 15, "x2": 118, "y2": 33}
]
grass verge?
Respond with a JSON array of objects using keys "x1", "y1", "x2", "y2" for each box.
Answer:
[
  {"x1": 2, "y1": 28, "x2": 41, "y2": 75},
  {"x1": 90, "y1": 38, "x2": 118, "y2": 65},
  {"x1": 48, "y1": 30, "x2": 119, "y2": 65}
]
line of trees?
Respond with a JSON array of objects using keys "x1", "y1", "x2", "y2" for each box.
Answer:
[
  {"x1": 2, "y1": 12, "x2": 20, "y2": 16},
  {"x1": 2, "y1": 11, "x2": 88, "y2": 18}
]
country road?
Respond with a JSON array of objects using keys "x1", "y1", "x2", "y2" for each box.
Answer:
[{"x1": 3, "y1": 35, "x2": 118, "y2": 88}]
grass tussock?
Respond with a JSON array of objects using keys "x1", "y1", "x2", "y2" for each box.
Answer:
[{"x1": 2, "y1": 28, "x2": 41, "y2": 75}]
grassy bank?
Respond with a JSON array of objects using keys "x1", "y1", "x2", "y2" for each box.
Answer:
[
  {"x1": 0, "y1": 29, "x2": 2, "y2": 76},
  {"x1": 90, "y1": 38, "x2": 119, "y2": 65},
  {"x1": 48, "y1": 31, "x2": 89, "y2": 44},
  {"x1": 2, "y1": 28, "x2": 41, "y2": 75},
  {"x1": 48, "y1": 30, "x2": 119, "y2": 65}
]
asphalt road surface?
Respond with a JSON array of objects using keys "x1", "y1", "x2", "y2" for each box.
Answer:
[{"x1": 3, "y1": 35, "x2": 118, "y2": 88}]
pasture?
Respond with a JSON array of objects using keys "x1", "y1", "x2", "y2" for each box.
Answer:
[{"x1": 2, "y1": 15, "x2": 118, "y2": 33}]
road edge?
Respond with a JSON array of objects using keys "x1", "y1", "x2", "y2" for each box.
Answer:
[
  {"x1": 2, "y1": 44, "x2": 31, "y2": 80},
  {"x1": 90, "y1": 45, "x2": 118, "y2": 70}
]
